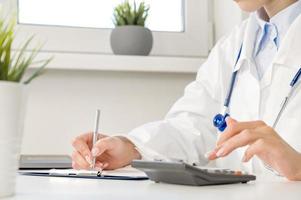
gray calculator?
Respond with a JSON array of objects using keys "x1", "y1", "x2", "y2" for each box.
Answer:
[{"x1": 132, "y1": 160, "x2": 256, "y2": 186}]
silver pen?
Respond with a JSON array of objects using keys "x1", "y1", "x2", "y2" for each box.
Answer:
[{"x1": 92, "y1": 109, "x2": 101, "y2": 169}]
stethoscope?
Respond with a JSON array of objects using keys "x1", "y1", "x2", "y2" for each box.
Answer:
[{"x1": 213, "y1": 45, "x2": 301, "y2": 132}]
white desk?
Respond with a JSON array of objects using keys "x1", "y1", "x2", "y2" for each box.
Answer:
[{"x1": 4, "y1": 175, "x2": 301, "y2": 200}]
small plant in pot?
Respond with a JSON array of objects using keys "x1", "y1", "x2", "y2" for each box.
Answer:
[
  {"x1": 0, "y1": 18, "x2": 51, "y2": 198},
  {"x1": 111, "y1": 1, "x2": 153, "y2": 56}
]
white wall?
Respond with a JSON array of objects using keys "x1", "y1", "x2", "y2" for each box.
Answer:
[
  {"x1": 22, "y1": 70, "x2": 195, "y2": 155},
  {"x1": 21, "y1": 1, "x2": 243, "y2": 155}
]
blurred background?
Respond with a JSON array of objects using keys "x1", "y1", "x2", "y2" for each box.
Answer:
[{"x1": 2, "y1": 0, "x2": 245, "y2": 155}]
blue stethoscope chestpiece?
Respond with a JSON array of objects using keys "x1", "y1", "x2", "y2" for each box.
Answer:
[
  {"x1": 213, "y1": 45, "x2": 242, "y2": 133},
  {"x1": 213, "y1": 113, "x2": 229, "y2": 132}
]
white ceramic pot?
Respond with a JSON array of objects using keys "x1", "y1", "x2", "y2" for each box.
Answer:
[{"x1": 0, "y1": 82, "x2": 27, "y2": 198}]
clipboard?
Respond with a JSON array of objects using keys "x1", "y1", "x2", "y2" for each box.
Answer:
[{"x1": 19, "y1": 167, "x2": 149, "y2": 181}]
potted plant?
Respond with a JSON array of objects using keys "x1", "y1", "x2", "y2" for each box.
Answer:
[
  {"x1": 0, "y1": 18, "x2": 51, "y2": 198},
  {"x1": 110, "y1": 1, "x2": 153, "y2": 56}
]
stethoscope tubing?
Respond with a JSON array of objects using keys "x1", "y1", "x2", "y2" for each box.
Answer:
[
  {"x1": 224, "y1": 46, "x2": 243, "y2": 107},
  {"x1": 273, "y1": 71, "x2": 301, "y2": 129},
  {"x1": 214, "y1": 44, "x2": 301, "y2": 132}
]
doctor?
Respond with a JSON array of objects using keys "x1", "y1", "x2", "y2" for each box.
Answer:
[{"x1": 71, "y1": 0, "x2": 301, "y2": 180}]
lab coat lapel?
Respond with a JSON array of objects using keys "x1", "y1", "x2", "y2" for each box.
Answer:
[
  {"x1": 262, "y1": 14, "x2": 301, "y2": 127},
  {"x1": 274, "y1": 13, "x2": 301, "y2": 68},
  {"x1": 259, "y1": 13, "x2": 301, "y2": 89},
  {"x1": 234, "y1": 15, "x2": 258, "y2": 74}
]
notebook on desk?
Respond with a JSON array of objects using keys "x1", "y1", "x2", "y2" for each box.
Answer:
[
  {"x1": 19, "y1": 166, "x2": 149, "y2": 181},
  {"x1": 19, "y1": 155, "x2": 72, "y2": 169}
]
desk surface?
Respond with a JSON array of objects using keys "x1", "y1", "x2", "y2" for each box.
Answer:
[{"x1": 4, "y1": 175, "x2": 301, "y2": 200}]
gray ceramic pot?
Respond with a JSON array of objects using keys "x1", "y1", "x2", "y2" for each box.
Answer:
[{"x1": 110, "y1": 26, "x2": 153, "y2": 56}]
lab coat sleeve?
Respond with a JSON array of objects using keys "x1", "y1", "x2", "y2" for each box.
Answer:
[{"x1": 126, "y1": 38, "x2": 228, "y2": 165}]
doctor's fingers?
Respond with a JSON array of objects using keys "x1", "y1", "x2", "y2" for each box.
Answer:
[
  {"x1": 71, "y1": 150, "x2": 91, "y2": 170},
  {"x1": 217, "y1": 120, "x2": 267, "y2": 146},
  {"x1": 72, "y1": 133, "x2": 108, "y2": 162},
  {"x1": 92, "y1": 161, "x2": 109, "y2": 171},
  {"x1": 73, "y1": 132, "x2": 108, "y2": 148},
  {"x1": 72, "y1": 137, "x2": 93, "y2": 164},
  {"x1": 242, "y1": 126, "x2": 287, "y2": 162},
  {"x1": 214, "y1": 129, "x2": 263, "y2": 159},
  {"x1": 72, "y1": 161, "x2": 80, "y2": 170},
  {"x1": 225, "y1": 117, "x2": 237, "y2": 126},
  {"x1": 91, "y1": 137, "x2": 115, "y2": 157},
  {"x1": 242, "y1": 139, "x2": 269, "y2": 162}
]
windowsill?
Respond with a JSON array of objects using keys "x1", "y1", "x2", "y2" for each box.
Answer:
[{"x1": 28, "y1": 52, "x2": 206, "y2": 74}]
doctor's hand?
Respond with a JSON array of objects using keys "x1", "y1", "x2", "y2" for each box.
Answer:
[
  {"x1": 71, "y1": 133, "x2": 141, "y2": 170},
  {"x1": 207, "y1": 118, "x2": 301, "y2": 181}
]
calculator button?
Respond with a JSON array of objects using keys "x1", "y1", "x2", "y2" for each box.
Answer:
[{"x1": 234, "y1": 171, "x2": 243, "y2": 176}]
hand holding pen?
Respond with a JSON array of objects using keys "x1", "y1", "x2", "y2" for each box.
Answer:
[{"x1": 71, "y1": 111, "x2": 141, "y2": 171}]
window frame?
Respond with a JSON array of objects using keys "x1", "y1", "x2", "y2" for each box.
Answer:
[
  {"x1": 17, "y1": 0, "x2": 186, "y2": 33},
  {"x1": 10, "y1": 0, "x2": 212, "y2": 57}
]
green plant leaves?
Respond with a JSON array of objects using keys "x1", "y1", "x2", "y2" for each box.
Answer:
[
  {"x1": 23, "y1": 57, "x2": 52, "y2": 84},
  {"x1": 0, "y1": 20, "x2": 14, "y2": 81},
  {"x1": 113, "y1": 1, "x2": 150, "y2": 27},
  {"x1": 0, "y1": 18, "x2": 52, "y2": 84}
]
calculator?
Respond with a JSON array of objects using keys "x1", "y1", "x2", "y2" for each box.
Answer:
[{"x1": 131, "y1": 160, "x2": 256, "y2": 186}]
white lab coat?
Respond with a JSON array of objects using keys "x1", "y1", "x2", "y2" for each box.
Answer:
[{"x1": 126, "y1": 13, "x2": 301, "y2": 174}]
